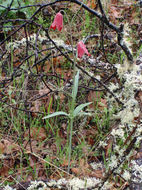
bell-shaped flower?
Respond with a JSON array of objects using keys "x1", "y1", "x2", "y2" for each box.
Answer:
[
  {"x1": 50, "y1": 12, "x2": 63, "y2": 31},
  {"x1": 77, "y1": 41, "x2": 91, "y2": 58}
]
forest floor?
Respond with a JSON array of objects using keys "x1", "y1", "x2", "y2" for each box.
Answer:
[{"x1": 0, "y1": 0, "x2": 142, "y2": 189}]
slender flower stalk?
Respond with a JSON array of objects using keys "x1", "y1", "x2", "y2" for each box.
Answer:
[
  {"x1": 49, "y1": 13, "x2": 92, "y2": 174},
  {"x1": 68, "y1": 113, "x2": 74, "y2": 173}
]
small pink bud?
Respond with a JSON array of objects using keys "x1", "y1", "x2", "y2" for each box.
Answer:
[
  {"x1": 50, "y1": 12, "x2": 63, "y2": 31},
  {"x1": 77, "y1": 41, "x2": 91, "y2": 58}
]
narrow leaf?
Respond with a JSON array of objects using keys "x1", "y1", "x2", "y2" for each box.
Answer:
[
  {"x1": 73, "y1": 102, "x2": 92, "y2": 117},
  {"x1": 43, "y1": 111, "x2": 68, "y2": 119},
  {"x1": 72, "y1": 70, "x2": 79, "y2": 99},
  {"x1": 77, "y1": 112, "x2": 92, "y2": 117}
]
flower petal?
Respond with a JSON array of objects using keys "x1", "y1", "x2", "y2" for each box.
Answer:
[
  {"x1": 56, "y1": 12, "x2": 63, "y2": 31},
  {"x1": 50, "y1": 21, "x2": 56, "y2": 30},
  {"x1": 50, "y1": 12, "x2": 63, "y2": 31},
  {"x1": 77, "y1": 41, "x2": 90, "y2": 58}
]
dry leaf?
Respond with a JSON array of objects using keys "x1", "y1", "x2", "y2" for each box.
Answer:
[
  {"x1": 88, "y1": 91, "x2": 107, "y2": 110},
  {"x1": 24, "y1": 140, "x2": 42, "y2": 154},
  {"x1": 0, "y1": 141, "x2": 5, "y2": 154},
  {"x1": 105, "y1": 139, "x2": 113, "y2": 158},
  {"x1": 30, "y1": 100, "x2": 42, "y2": 116},
  {"x1": 30, "y1": 127, "x2": 47, "y2": 141},
  {"x1": 71, "y1": 167, "x2": 80, "y2": 175},
  {"x1": 29, "y1": 155, "x2": 37, "y2": 168},
  {"x1": 91, "y1": 169, "x2": 104, "y2": 178},
  {"x1": 0, "y1": 159, "x2": 15, "y2": 177},
  {"x1": 98, "y1": 98, "x2": 107, "y2": 110},
  {"x1": 43, "y1": 61, "x2": 51, "y2": 73},
  {"x1": 88, "y1": 91, "x2": 102, "y2": 109},
  {"x1": 62, "y1": 159, "x2": 68, "y2": 167},
  {"x1": 109, "y1": 6, "x2": 121, "y2": 18},
  {"x1": 0, "y1": 139, "x2": 19, "y2": 155},
  {"x1": 91, "y1": 1, "x2": 97, "y2": 9},
  {"x1": 138, "y1": 91, "x2": 142, "y2": 102},
  {"x1": 111, "y1": 0, "x2": 118, "y2": 5},
  {"x1": 0, "y1": 161, "x2": 10, "y2": 177}
]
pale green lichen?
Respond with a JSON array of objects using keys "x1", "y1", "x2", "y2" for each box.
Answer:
[
  {"x1": 114, "y1": 145, "x2": 125, "y2": 156},
  {"x1": 102, "y1": 53, "x2": 141, "y2": 188},
  {"x1": 99, "y1": 140, "x2": 108, "y2": 148},
  {"x1": 131, "y1": 160, "x2": 142, "y2": 183},
  {"x1": 90, "y1": 162, "x2": 104, "y2": 170},
  {"x1": 68, "y1": 177, "x2": 100, "y2": 190},
  {"x1": 3, "y1": 185, "x2": 16, "y2": 190},
  {"x1": 101, "y1": 181, "x2": 114, "y2": 190},
  {"x1": 122, "y1": 170, "x2": 131, "y2": 180},
  {"x1": 108, "y1": 82, "x2": 119, "y2": 91},
  {"x1": 107, "y1": 155, "x2": 118, "y2": 170},
  {"x1": 27, "y1": 181, "x2": 49, "y2": 190},
  {"x1": 47, "y1": 180, "x2": 57, "y2": 187},
  {"x1": 32, "y1": 178, "x2": 101, "y2": 190},
  {"x1": 6, "y1": 32, "x2": 67, "y2": 53},
  {"x1": 111, "y1": 128, "x2": 125, "y2": 140},
  {"x1": 56, "y1": 178, "x2": 67, "y2": 189}
]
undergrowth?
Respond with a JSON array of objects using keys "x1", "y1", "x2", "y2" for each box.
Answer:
[{"x1": 0, "y1": 0, "x2": 141, "y2": 189}]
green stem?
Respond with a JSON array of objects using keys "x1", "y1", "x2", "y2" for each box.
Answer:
[
  {"x1": 68, "y1": 62, "x2": 77, "y2": 173},
  {"x1": 68, "y1": 116, "x2": 74, "y2": 173}
]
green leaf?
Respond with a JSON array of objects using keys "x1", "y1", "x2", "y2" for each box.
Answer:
[
  {"x1": 72, "y1": 70, "x2": 79, "y2": 99},
  {"x1": 77, "y1": 112, "x2": 92, "y2": 117},
  {"x1": 43, "y1": 111, "x2": 68, "y2": 119},
  {"x1": 73, "y1": 102, "x2": 92, "y2": 117}
]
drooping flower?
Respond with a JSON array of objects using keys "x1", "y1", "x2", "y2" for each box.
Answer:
[
  {"x1": 77, "y1": 41, "x2": 91, "y2": 58},
  {"x1": 50, "y1": 12, "x2": 63, "y2": 31}
]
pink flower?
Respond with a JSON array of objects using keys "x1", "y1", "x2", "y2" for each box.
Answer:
[
  {"x1": 50, "y1": 12, "x2": 63, "y2": 31},
  {"x1": 77, "y1": 41, "x2": 91, "y2": 58}
]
